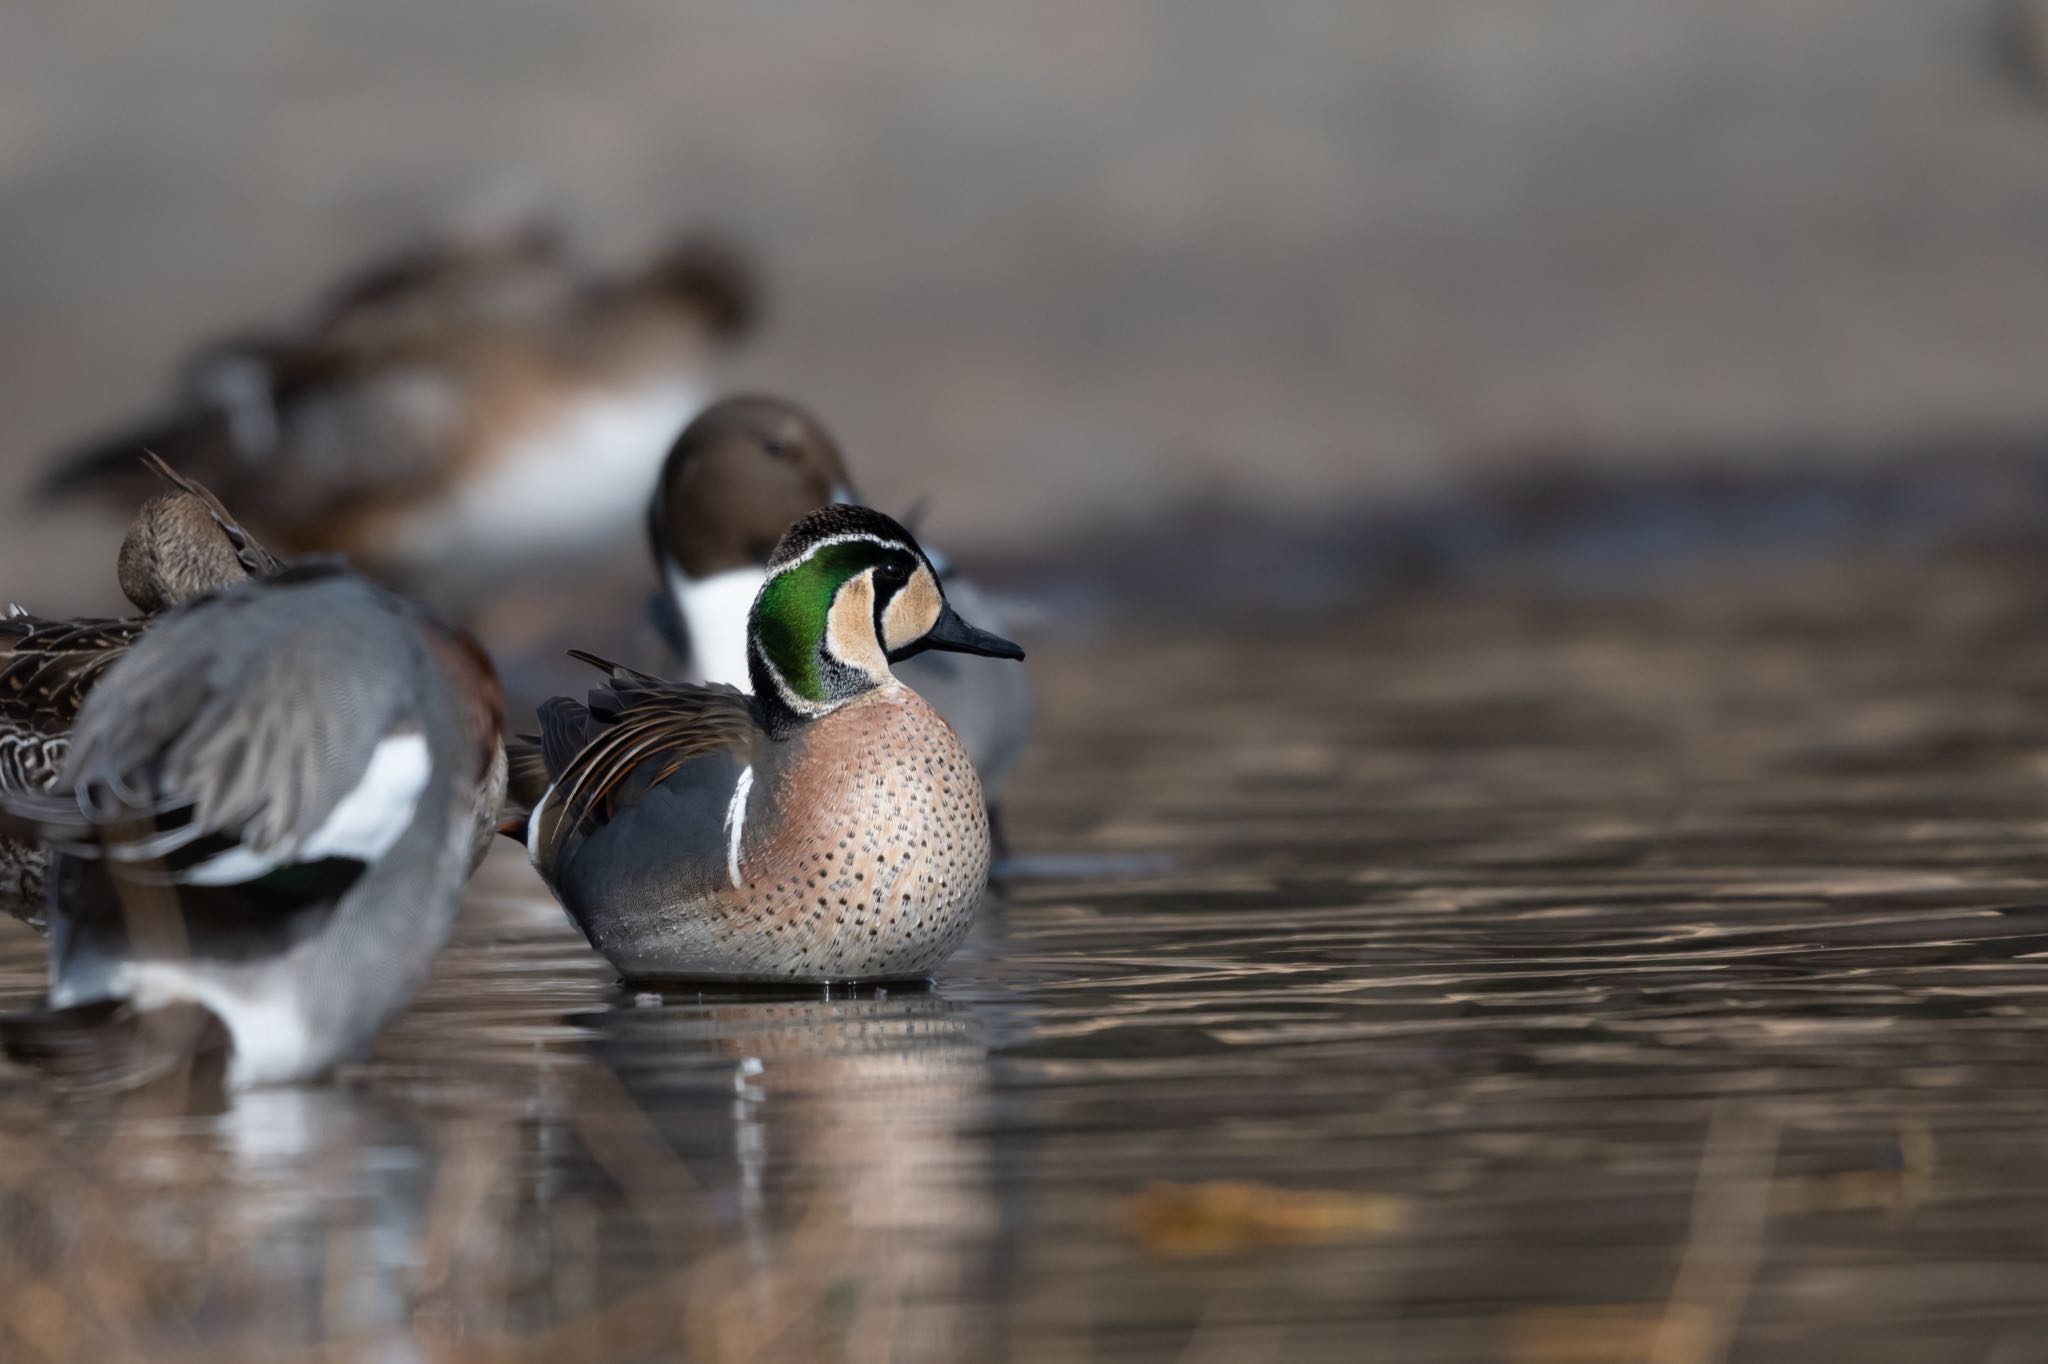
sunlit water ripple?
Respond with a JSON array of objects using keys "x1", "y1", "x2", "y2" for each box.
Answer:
[{"x1": 5, "y1": 545, "x2": 2048, "y2": 1360}]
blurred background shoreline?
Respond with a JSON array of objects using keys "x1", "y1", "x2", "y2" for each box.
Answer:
[{"x1": 14, "y1": 1, "x2": 2048, "y2": 613}]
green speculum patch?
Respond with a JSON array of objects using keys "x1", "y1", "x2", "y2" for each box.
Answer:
[{"x1": 753, "y1": 543, "x2": 878, "y2": 702}]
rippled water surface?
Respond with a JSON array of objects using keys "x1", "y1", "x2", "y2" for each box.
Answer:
[{"x1": 8, "y1": 546, "x2": 2048, "y2": 1361}]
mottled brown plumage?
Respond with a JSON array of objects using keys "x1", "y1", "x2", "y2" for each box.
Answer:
[
  {"x1": 0, "y1": 616, "x2": 145, "y2": 731},
  {"x1": 0, "y1": 616, "x2": 150, "y2": 925},
  {"x1": 116, "y1": 453, "x2": 285, "y2": 614},
  {"x1": 524, "y1": 663, "x2": 988, "y2": 982},
  {"x1": 0, "y1": 461, "x2": 281, "y2": 928}
]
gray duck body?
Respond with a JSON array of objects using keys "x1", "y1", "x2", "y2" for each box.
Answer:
[{"x1": 10, "y1": 567, "x2": 500, "y2": 1091}]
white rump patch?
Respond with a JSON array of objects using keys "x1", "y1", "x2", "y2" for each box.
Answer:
[
  {"x1": 667, "y1": 563, "x2": 764, "y2": 688},
  {"x1": 723, "y1": 765, "x2": 754, "y2": 889},
  {"x1": 181, "y1": 732, "x2": 432, "y2": 886}
]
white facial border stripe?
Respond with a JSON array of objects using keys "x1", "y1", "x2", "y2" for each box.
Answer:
[
  {"x1": 762, "y1": 531, "x2": 902, "y2": 578},
  {"x1": 751, "y1": 637, "x2": 832, "y2": 718}
]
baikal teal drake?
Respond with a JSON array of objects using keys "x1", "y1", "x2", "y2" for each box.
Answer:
[{"x1": 511, "y1": 505, "x2": 1025, "y2": 984}]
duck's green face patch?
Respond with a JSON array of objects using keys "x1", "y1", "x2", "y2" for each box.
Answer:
[
  {"x1": 746, "y1": 503, "x2": 1021, "y2": 727},
  {"x1": 752, "y1": 539, "x2": 910, "y2": 705}
]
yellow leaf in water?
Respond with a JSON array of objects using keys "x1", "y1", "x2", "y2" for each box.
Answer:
[
  {"x1": 1504, "y1": 1305, "x2": 1711, "y2": 1364},
  {"x1": 1118, "y1": 1180, "x2": 1409, "y2": 1258}
]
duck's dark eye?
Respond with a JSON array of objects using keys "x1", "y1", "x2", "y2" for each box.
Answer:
[
  {"x1": 877, "y1": 559, "x2": 910, "y2": 585},
  {"x1": 762, "y1": 436, "x2": 798, "y2": 463}
]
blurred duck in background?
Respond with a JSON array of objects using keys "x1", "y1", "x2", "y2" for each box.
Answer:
[
  {"x1": 0, "y1": 561, "x2": 505, "y2": 1094},
  {"x1": 511, "y1": 505, "x2": 1023, "y2": 984},
  {"x1": 39, "y1": 213, "x2": 759, "y2": 617},
  {"x1": 0, "y1": 457, "x2": 282, "y2": 930},
  {"x1": 647, "y1": 396, "x2": 1034, "y2": 841}
]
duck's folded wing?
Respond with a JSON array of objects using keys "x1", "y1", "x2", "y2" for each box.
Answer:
[
  {"x1": 0, "y1": 616, "x2": 146, "y2": 723},
  {"x1": 6, "y1": 608, "x2": 422, "y2": 889},
  {"x1": 0, "y1": 614, "x2": 144, "y2": 803},
  {"x1": 533, "y1": 667, "x2": 761, "y2": 871}
]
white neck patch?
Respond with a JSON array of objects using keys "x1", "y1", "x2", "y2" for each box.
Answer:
[{"x1": 665, "y1": 562, "x2": 764, "y2": 688}]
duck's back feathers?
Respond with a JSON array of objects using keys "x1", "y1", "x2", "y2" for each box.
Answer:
[
  {"x1": 536, "y1": 695, "x2": 593, "y2": 777},
  {"x1": 500, "y1": 735, "x2": 552, "y2": 837},
  {"x1": 528, "y1": 653, "x2": 763, "y2": 878},
  {"x1": 0, "y1": 614, "x2": 147, "y2": 812},
  {"x1": 12, "y1": 571, "x2": 430, "y2": 890},
  {"x1": 0, "y1": 616, "x2": 146, "y2": 735}
]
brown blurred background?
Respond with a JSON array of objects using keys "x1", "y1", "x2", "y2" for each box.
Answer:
[{"x1": 7, "y1": 0, "x2": 2048, "y2": 611}]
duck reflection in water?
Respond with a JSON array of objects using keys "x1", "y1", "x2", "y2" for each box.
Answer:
[{"x1": 571, "y1": 985, "x2": 1004, "y2": 1363}]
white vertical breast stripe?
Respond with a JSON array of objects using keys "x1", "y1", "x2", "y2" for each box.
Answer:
[{"x1": 723, "y1": 765, "x2": 755, "y2": 889}]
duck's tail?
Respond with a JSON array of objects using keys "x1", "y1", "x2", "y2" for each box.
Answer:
[
  {"x1": 496, "y1": 687, "x2": 601, "y2": 842},
  {"x1": 497, "y1": 736, "x2": 551, "y2": 841}
]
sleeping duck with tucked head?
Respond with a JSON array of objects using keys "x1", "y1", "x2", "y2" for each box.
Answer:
[{"x1": 511, "y1": 504, "x2": 1025, "y2": 985}]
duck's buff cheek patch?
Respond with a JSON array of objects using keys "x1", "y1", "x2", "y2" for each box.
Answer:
[
  {"x1": 825, "y1": 571, "x2": 891, "y2": 677},
  {"x1": 881, "y1": 567, "x2": 943, "y2": 652}
]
